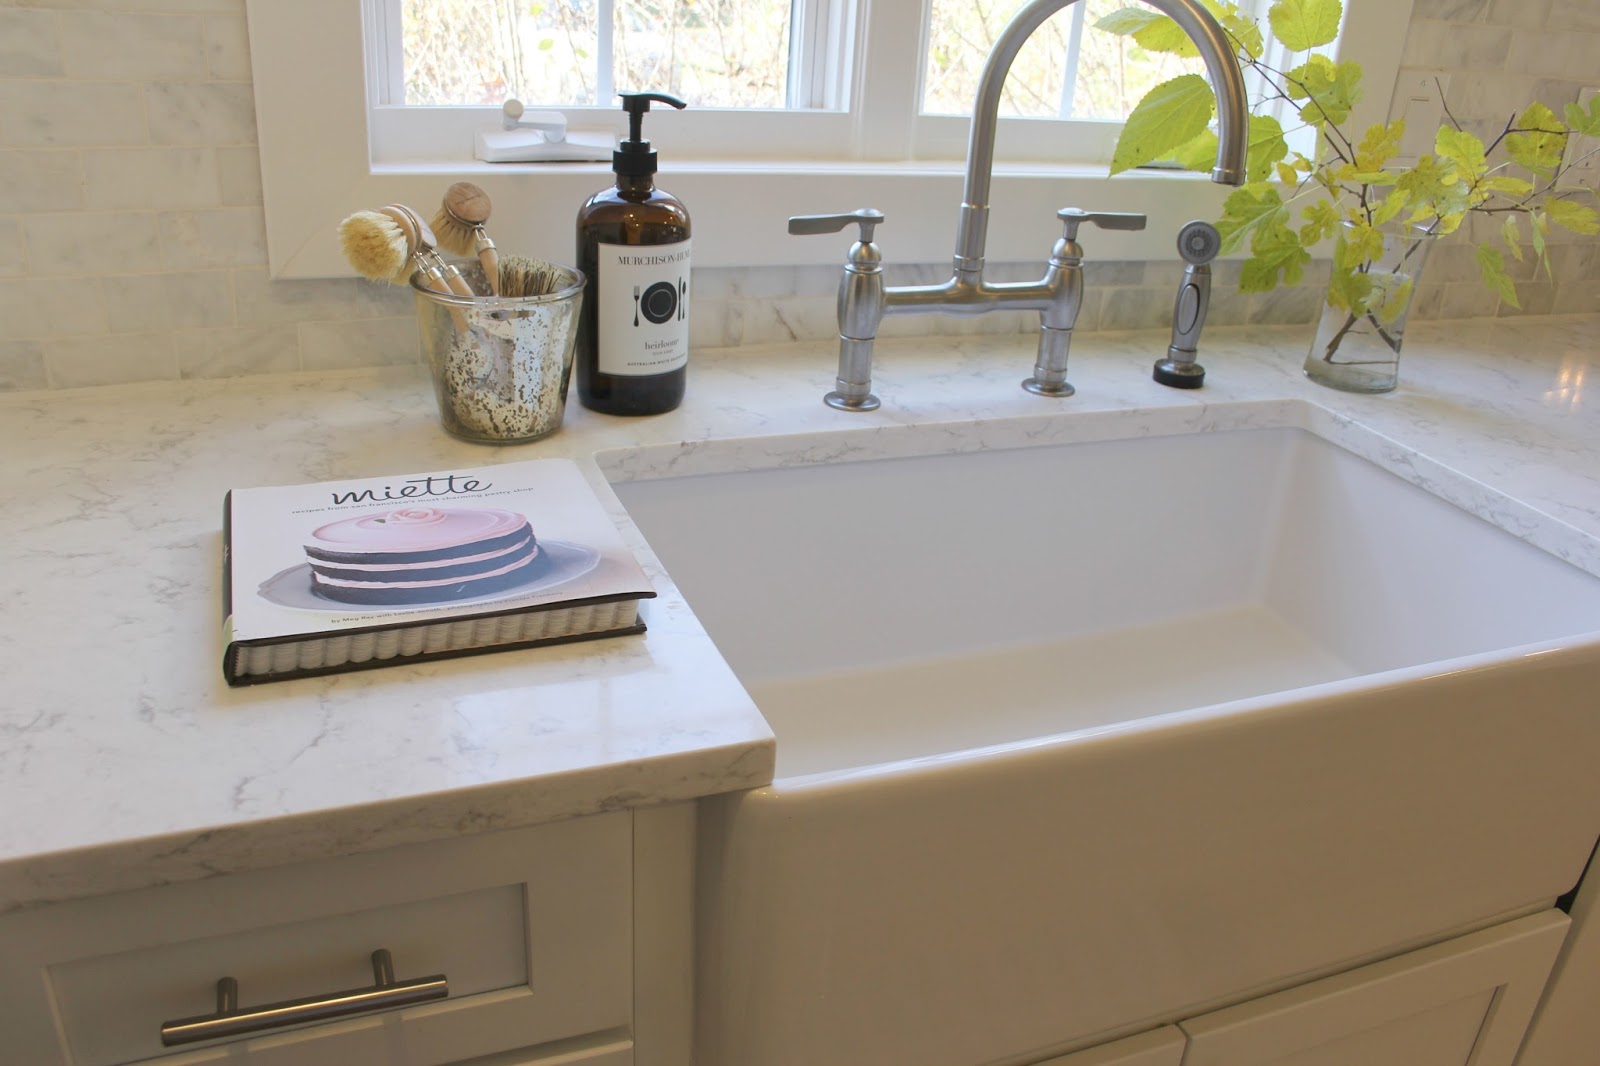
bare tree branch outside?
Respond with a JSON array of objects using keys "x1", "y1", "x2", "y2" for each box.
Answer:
[{"x1": 401, "y1": 0, "x2": 1205, "y2": 120}]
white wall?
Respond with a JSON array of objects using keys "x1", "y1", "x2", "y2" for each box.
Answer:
[{"x1": 0, "y1": 0, "x2": 1595, "y2": 391}]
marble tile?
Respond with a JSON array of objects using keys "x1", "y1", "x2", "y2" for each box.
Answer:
[
  {"x1": 1206, "y1": 289, "x2": 1253, "y2": 328},
  {"x1": 1437, "y1": 281, "x2": 1500, "y2": 321},
  {"x1": 159, "y1": 206, "x2": 266, "y2": 267},
  {"x1": 0, "y1": 150, "x2": 83, "y2": 213},
  {"x1": 1487, "y1": 0, "x2": 1553, "y2": 25},
  {"x1": 174, "y1": 322, "x2": 298, "y2": 377},
  {"x1": 1549, "y1": 243, "x2": 1600, "y2": 279},
  {"x1": 45, "y1": 330, "x2": 176, "y2": 386},
  {"x1": 57, "y1": 11, "x2": 205, "y2": 81},
  {"x1": 232, "y1": 268, "x2": 378, "y2": 326},
  {"x1": 1552, "y1": 282, "x2": 1600, "y2": 314},
  {"x1": 0, "y1": 9, "x2": 62, "y2": 77},
  {"x1": 23, "y1": 210, "x2": 161, "y2": 276},
  {"x1": 204, "y1": 14, "x2": 251, "y2": 80},
  {"x1": 1410, "y1": 283, "x2": 1446, "y2": 321},
  {"x1": 83, "y1": 147, "x2": 219, "y2": 210},
  {"x1": 694, "y1": 264, "x2": 797, "y2": 301},
  {"x1": 1410, "y1": 0, "x2": 1489, "y2": 17},
  {"x1": 1449, "y1": 74, "x2": 1539, "y2": 122},
  {"x1": 0, "y1": 340, "x2": 47, "y2": 391},
  {"x1": 738, "y1": 294, "x2": 839, "y2": 345},
  {"x1": 1505, "y1": 31, "x2": 1587, "y2": 79},
  {"x1": 0, "y1": 217, "x2": 23, "y2": 277},
  {"x1": 1083, "y1": 260, "x2": 1146, "y2": 286},
  {"x1": 298, "y1": 315, "x2": 421, "y2": 371},
  {"x1": 0, "y1": 277, "x2": 108, "y2": 339},
  {"x1": 1249, "y1": 284, "x2": 1322, "y2": 326},
  {"x1": 0, "y1": 81, "x2": 147, "y2": 147},
  {"x1": 216, "y1": 145, "x2": 261, "y2": 205},
  {"x1": 1548, "y1": 0, "x2": 1600, "y2": 32},
  {"x1": 1401, "y1": 20, "x2": 1513, "y2": 70},
  {"x1": 1496, "y1": 282, "x2": 1558, "y2": 316},
  {"x1": 101, "y1": 270, "x2": 234, "y2": 331},
  {"x1": 1099, "y1": 287, "x2": 1170, "y2": 330},
  {"x1": 145, "y1": 82, "x2": 255, "y2": 146}
]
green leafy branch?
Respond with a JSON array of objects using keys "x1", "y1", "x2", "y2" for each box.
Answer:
[{"x1": 1098, "y1": 0, "x2": 1600, "y2": 358}]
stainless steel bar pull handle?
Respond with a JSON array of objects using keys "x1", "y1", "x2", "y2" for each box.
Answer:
[{"x1": 159, "y1": 949, "x2": 448, "y2": 1047}]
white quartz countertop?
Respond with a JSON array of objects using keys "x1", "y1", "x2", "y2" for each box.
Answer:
[{"x1": 2, "y1": 315, "x2": 1596, "y2": 913}]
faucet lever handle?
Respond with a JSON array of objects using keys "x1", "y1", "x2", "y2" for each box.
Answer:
[
  {"x1": 788, "y1": 209, "x2": 885, "y2": 243},
  {"x1": 1057, "y1": 209, "x2": 1148, "y2": 240}
]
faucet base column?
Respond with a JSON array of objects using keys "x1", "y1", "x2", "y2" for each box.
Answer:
[
  {"x1": 826, "y1": 336, "x2": 881, "y2": 411},
  {"x1": 1021, "y1": 324, "x2": 1076, "y2": 397},
  {"x1": 825, "y1": 386, "x2": 882, "y2": 411}
]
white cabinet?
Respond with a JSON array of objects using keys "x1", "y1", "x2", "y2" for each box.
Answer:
[
  {"x1": 1179, "y1": 910, "x2": 1569, "y2": 1066},
  {"x1": 0, "y1": 814, "x2": 638, "y2": 1066},
  {"x1": 1031, "y1": 1026, "x2": 1185, "y2": 1065},
  {"x1": 1515, "y1": 862, "x2": 1600, "y2": 1066}
]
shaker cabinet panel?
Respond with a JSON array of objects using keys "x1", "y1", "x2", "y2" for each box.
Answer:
[
  {"x1": 0, "y1": 813, "x2": 631, "y2": 1066},
  {"x1": 1031, "y1": 1025, "x2": 1185, "y2": 1065},
  {"x1": 1179, "y1": 910, "x2": 1569, "y2": 1066},
  {"x1": 1514, "y1": 859, "x2": 1600, "y2": 1066}
]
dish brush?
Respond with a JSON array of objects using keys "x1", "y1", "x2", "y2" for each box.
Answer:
[
  {"x1": 337, "y1": 205, "x2": 475, "y2": 296},
  {"x1": 432, "y1": 182, "x2": 502, "y2": 296},
  {"x1": 498, "y1": 255, "x2": 571, "y2": 298}
]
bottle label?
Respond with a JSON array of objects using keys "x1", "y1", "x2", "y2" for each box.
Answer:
[{"x1": 596, "y1": 239, "x2": 692, "y2": 377}]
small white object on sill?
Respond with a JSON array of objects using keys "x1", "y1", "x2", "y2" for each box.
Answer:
[{"x1": 475, "y1": 99, "x2": 616, "y2": 163}]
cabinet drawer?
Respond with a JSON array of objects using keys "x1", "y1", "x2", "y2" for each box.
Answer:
[{"x1": 0, "y1": 813, "x2": 631, "y2": 1066}]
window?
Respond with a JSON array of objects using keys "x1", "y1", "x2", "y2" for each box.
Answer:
[
  {"x1": 365, "y1": 0, "x2": 1221, "y2": 164},
  {"x1": 245, "y1": 0, "x2": 1412, "y2": 277}
]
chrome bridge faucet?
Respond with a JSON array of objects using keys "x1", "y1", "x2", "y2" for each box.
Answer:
[{"x1": 788, "y1": 0, "x2": 1250, "y2": 411}]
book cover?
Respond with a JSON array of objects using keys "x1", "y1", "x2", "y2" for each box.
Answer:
[{"x1": 222, "y1": 458, "x2": 655, "y2": 685}]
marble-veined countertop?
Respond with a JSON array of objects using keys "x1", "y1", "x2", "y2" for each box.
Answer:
[{"x1": 1, "y1": 314, "x2": 1595, "y2": 913}]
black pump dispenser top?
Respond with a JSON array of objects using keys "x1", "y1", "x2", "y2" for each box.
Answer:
[{"x1": 614, "y1": 92, "x2": 687, "y2": 177}]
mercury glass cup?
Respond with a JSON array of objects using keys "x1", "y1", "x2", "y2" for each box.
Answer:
[{"x1": 411, "y1": 263, "x2": 586, "y2": 444}]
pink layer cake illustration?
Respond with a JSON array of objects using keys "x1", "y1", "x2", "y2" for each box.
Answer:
[{"x1": 304, "y1": 506, "x2": 548, "y2": 605}]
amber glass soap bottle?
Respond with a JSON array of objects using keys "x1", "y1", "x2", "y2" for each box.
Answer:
[{"x1": 575, "y1": 92, "x2": 692, "y2": 416}]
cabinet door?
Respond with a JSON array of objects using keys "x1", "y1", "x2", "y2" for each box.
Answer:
[
  {"x1": 1514, "y1": 857, "x2": 1600, "y2": 1066},
  {"x1": 1032, "y1": 1026, "x2": 1185, "y2": 1065},
  {"x1": 1179, "y1": 911, "x2": 1568, "y2": 1066}
]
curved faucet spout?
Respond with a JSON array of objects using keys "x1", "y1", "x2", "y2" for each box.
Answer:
[{"x1": 954, "y1": 0, "x2": 1249, "y2": 276}]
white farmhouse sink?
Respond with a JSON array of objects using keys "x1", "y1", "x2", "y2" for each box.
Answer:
[
  {"x1": 614, "y1": 424, "x2": 1600, "y2": 779},
  {"x1": 606, "y1": 415, "x2": 1600, "y2": 1066}
]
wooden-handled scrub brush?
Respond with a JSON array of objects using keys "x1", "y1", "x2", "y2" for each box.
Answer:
[
  {"x1": 337, "y1": 204, "x2": 476, "y2": 296},
  {"x1": 432, "y1": 182, "x2": 503, "y2": 296}
]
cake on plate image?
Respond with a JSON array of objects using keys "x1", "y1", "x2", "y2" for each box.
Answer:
[{"x1": 303, "y1": 506, "x2": 549, "y2": 606}]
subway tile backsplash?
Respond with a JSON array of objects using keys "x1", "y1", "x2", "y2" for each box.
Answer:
[{"x1": 0, "y1": 0, "x2": 1595, "y2": 391}]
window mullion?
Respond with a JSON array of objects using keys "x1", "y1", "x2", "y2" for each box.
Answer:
[
  {"x1": 365, "y1": 0, "x2": 406, "y2": 105},
  {"x1": 1058, "y1": 1, "x2": 1088, "y2": 119},
  {"x1": 853, "y1": 0, "x2": 925, "y2": 160},
  {"x1": 597, "y1": 0, "x2": 616, "y2": 103}
]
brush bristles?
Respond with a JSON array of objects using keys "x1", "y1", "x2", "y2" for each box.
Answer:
[
  {"x1": 339, "y1": 211, "x2": 410, "y2": 283},
  {"x1": 430, "y1": 206, "x2": 480, "y2": 258},
  {"x1": 498, "y1": 255, "x2": 568, "y2": 298}
]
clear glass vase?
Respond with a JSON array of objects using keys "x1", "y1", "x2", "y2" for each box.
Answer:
[{"x1": 1303, "y1": 222, "x2": 1439, "y2": 394}]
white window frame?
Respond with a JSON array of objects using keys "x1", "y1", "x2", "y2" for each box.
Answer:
[{"x1": 244, "y1": 0, "x2": 1411, "y2": 279}]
